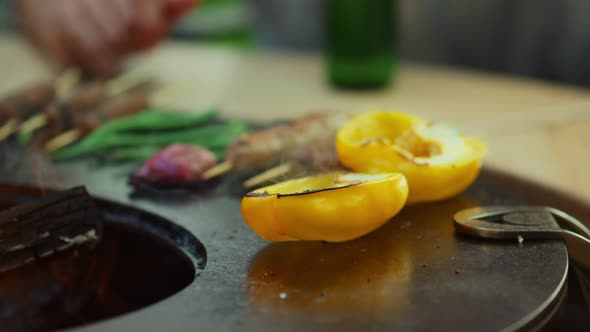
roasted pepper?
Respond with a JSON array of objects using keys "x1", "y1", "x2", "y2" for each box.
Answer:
[
  {"x1": 336, "y1": 111, "x2": 487, "y2": 203},
  {"x1": 241, "y1": 172, "x2": 408, "y2": 242}
]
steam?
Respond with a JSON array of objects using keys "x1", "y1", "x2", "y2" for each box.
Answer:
[{"x1": 0, "y1": 143, "x2": 61, "y2": 191}]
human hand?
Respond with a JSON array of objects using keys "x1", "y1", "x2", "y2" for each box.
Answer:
[{"x1": 18, "y1": 0, "x2": 197, "y2": 77}]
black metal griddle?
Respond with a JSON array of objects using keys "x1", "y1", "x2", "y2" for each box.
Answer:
[{"x1": 2, "y1": 154, "x2": 590, "y2": 331}]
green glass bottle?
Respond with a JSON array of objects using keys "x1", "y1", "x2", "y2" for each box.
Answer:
[{"x1": 326, "y1": 0, "x2": 396, "y2": 89}]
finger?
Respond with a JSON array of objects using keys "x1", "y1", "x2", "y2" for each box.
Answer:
[
  {"x1": 45, "y1": 26, "x2": 74, "y2": 71},
  {"x1": 132, "y1": 0, "x2": 167, "y2": 50},
  {"x1": 59, "y1": 3, "x2": 118, "y2": 77},
  {"x1": 20, "y1": 0, "x2": 72, "y2": 69},
  {"x1": 80, "y1": 0, "x2": 124, "y2": 46},
  {"x1": 41, "y1": 3, "x2": 73, "y2": 69},
  {"x1": 165, "y1": 0, "x2": 198, "y2": 22},
  {"x1": 104, "y1": 0, "x2": 136, "y2": 55},
  {"x1": 111, "y1": 0, "x2": 134, "y2": 26}
]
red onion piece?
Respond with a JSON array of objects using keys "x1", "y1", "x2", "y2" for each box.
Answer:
[{"x1": 131, "y1": 144, "x2": 218, "y2": 186}]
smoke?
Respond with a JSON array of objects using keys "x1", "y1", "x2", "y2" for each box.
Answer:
[{"x1": 0, "y1": 142, "x2": 61, "y2": 191}]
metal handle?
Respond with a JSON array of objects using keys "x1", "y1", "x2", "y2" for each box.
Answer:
[
  {"x1": 550, "y1": 207, "x2": 590, "y2": 241},
  {"x1": 561, "y1": 230, "x2": 590, "y2": 276},
  {"x1": 455, "y1": 205, "x2": 590, "y2": 276}
]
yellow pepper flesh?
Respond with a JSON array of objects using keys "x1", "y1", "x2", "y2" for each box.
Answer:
[
  {"x1": 241, "y1": 172, "x2": 408, "y2": 242},
  {"x1": 336, "y1": 111, "x2": 487, "y2": 203}
]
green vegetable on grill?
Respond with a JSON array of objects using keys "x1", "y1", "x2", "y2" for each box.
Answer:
[
  {"x1": 110, "y1": 145, "x2": 226, "y2": 162},
  {"x1": 89, "y1": 107, "x2": 218, "y2": 133},
  {"x1": 18, "y1": 128, "x2": 35, "y2": 146},
  {"x1": 51, "y1": 107, "x2": 248, "y2": 161}
]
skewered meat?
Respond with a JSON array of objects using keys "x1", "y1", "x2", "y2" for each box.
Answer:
[
  {"x1": 286, "y1": 139, "x2": 343, "y2": 173},
  {"x1": 40, "y1": 83, "x2": 156, "y2": 152},
  {"x1": 36, "y1": 81, "x2": 107, "y2": 131},
  {"x1": 44, "y1": 79, "x2": 155, "y2": 131},
  {"x1": 0, "y1": 81, "x2": 55, "y2": 122},
  {"x1": 130, "y1": 144, "x2": 218, "y2": 186},
  {"x1": 73, "y1": 86, "x2": 151, "y2": 133},
  {"x1": 243, "y1": 139, "x2": 344, "y2": 188},
  {"x1": 43, "y1": 84, "x2": 152, "y2": 136},
  {"x1": 224, "y1": 111, "x2": 349, "y2": 176},
  {"x1": 55, "y1": 81, "x2": 107, "y2": 113}
]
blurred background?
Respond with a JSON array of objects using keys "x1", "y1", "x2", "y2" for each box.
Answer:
[{"x1": 3, "y1": 0, "x2": 589, "y2": 86}]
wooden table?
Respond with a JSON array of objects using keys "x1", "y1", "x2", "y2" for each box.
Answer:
[{"x1": 2, "y1": 34, "x2": 590, "y2": 200}]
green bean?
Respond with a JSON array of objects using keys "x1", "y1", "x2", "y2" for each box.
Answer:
[
  {"x1": 95, "y1": 120, "x2": 246, "y2": 149},
  {"x1": 17, "y1": 128, "x2": 35, "y2": 146},
  {"x1": 110, "y1": 145, "x2": 225, "y2": 162},
  {"x1": 90, "y1": 107, "x2": 218, "y2": 135},
  {"x1": 105, "y1": 121, "x2": 247, "y2": 147},
  {"x1": 52, "y1": 120, "x2": 248, "y2": 160}
]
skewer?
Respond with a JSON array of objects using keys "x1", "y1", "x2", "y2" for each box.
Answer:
[
  {"x1": 0, "y1": 118, "x2": 17, "y2": 142},
  {"x1": 242, "y1": 139, "x2": 342, "y2": 188},
  {"x1": 0, "y1": 120, "x2": 16, "y2": 141},
  {"x1": 203, "y1": 112, "x2": 349, "y2": 182},
  {"x1": 17, "y1": 74, "x2": 151, "y2": 138},
  {"x1": 0, "y1": 118, "x2": 17, "y2": 141},
  {"x1": 0, "y1": 68, "x2": 78, "y2": 141},
  {"x1": 243, "y1": 163, "x2": 293, "y2": 188},
  {"x1": 45, "y1": 129, "x2": 83, "y2": 153},
  {"x1": 44, "y1": 84, "x2": 192, "y2": 153},
  {"x1": 55, "y1": 68, "x2": 81, "y2": 99},
  {"x1": 17, "y1": 113, "x2": 47, "y2": 136},
  {"x1": 203, "y1": 161, "x2": 233, "y2": 180},
  {"x1": 104, "y1": 72, "x2": 152, "y2": 96}
]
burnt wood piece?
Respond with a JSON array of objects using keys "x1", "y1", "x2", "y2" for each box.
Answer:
[{"x1": 0, "y1": 186, "x2": 103, "y2": 273}]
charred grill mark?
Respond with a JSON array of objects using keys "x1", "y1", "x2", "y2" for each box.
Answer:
[
  {"x1": 271, "y1": 183, "x2": 361, "y2": 197},
  {"x1": 245, "y1": 191, "x2": 272, "y2": 197},
  {"x1": 246, "y1": 183, "x2": 361, "y2": 198}
]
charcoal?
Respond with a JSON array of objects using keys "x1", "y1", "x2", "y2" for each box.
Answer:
[{"x1": 0, "y1": 186, "x2": 103, "y2": 273}]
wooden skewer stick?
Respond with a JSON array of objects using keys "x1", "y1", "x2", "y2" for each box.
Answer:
[
  {"x1": 243, "y1": 163, "x2": 293, "y2": 189},
  {"x1": 17, "y1": 113, "x2": 47, "y2": 135},
  {"x1": 0, "y1": 118, "x2": 17, "y2": 141},
  {"x1": 17, "y1": 74, "x2": 152, "y2": 138},
  {"x1": 105, "y1": 73, "x2": 153, "y2": 97},
  {"x1": 203, "y1": 161, "x2": 233, "y2": 180},
  {"x1": 148, "y1": 83, "x2": 193, "y2": 106},
  {"x1": 55, "y1": 68, "x2": 82, "y2": 99},
  {"x1": 44, "y1": 84, "x2": 192, "y2": 153},
  {"x1": 0, "y1": 68, "x2": 81, "y2": 141},
  {"x1": 45, "y1": 129, "x2": 81, "y2": 153}
]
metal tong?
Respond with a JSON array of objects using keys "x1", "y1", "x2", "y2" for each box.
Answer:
[{"x1": 454, "y1": 206, "x2": 590, "y2": 274}]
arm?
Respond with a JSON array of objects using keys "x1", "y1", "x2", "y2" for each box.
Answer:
[{"x1": 16, "y1": 0, "x2": 197, "y2": 77}]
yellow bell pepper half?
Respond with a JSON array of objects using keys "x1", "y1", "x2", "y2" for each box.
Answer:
[
  {"x1": 241, "y1": 172, "x2": 408, "y2": 242},
  {"x1": 336, "y1": 111, "x2": 487, "y2": 203}
]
